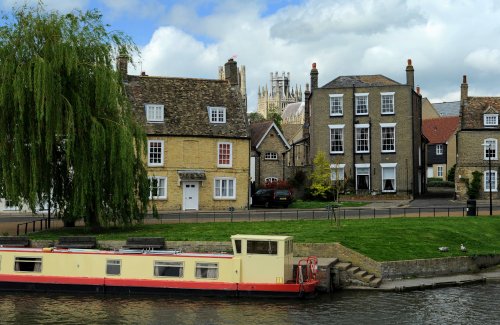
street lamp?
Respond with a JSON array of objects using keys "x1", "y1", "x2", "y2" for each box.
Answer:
[{"x1": 482, "y1": 142, "x2": 493, "y2": 216}]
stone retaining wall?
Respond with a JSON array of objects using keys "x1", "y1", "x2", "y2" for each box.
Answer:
[{"x1": 380, "y1": 255, "x2": 500, "y2": 279}]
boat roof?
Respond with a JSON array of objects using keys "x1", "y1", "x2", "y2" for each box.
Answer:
[
  {"x1": 231, "y1": 234, "x2": 293, "y2": 241},
  {"x1": 0, "y1": 247, "x2": 233, "y2": 258}
]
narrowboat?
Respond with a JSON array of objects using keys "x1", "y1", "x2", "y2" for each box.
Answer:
[{"x1": 0, "y1": 235, "x2": 318, "y2": 298}]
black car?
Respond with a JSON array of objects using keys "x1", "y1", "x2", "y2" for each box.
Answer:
[{"x1": 251, "y1": 188, "x2": 293, "y2": 208}]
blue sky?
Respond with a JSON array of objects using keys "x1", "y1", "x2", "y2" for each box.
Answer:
[{"x1": 2, "y1": 0, "x2": 500, "y2": 111}]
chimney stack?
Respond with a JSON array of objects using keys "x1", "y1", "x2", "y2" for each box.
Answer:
[
  {"x1": 406, "y1": 59, "x2": 414, "y2": 89},
  {"x1": 224, "y1": 58, "x2": 239, "y2": 87},
  {"x1": 461, "y1": 75, "x2": 468, "y2": 103},
  {"x1": 310, "y1": 63, "x2": 318, "y2": 89},
  {"x1": 116, "y1": 50, "x2": 129, "y2": 82}
]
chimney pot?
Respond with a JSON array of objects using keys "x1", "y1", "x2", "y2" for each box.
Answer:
[
  {"x1": 312, "y1": 62, "x2": 316, "y2": 69},
  {"x1": 463, "y1": 75, "x2": 467, "y2": 83},
  {"x1": 407, "y1": 59, "x2": 412, "y2": 66},
  {"x1": 416, "y1": 86, "x2": 420, "y2": 94}
]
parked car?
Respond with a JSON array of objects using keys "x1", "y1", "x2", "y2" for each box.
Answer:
[{"x1": 251, "y1": 188, "x2": 293, "y2": 208}]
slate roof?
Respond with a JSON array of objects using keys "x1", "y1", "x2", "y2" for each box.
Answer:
[
  {"x1": 321, "y1": 75, "x2": 401, "y2": 88},
  {"x1": 432, "y1": 101, "x2": 460, "y2": 116},
  {"x1": 125, "y1": 75, "x2": 248, "y2": 138},
  {"x1": 422, "y1": 116, "x2": 460, "y2": 144}
]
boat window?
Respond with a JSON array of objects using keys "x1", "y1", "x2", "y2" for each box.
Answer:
[
  {"x1": 195, "y1": 262, "x2": 218, "y2": 279},
  {"x1": 154, "y1": 261, "x2": 184, "y2": 277},
  {"x1": 235, "y1": 240, "x2": 241, "y2": 253},
  {"x1": 14, "y1": 257, "x2": 42, "y2": 272},
  {"x1": 285, "y1": 240, "x2": 293, "y2": 255},
  {"x1": 247, "y1": 240, "x2": 277, "y2": 255},
  {"x1": 106, "y1": 259, "x2": 121, "y2": 276}
]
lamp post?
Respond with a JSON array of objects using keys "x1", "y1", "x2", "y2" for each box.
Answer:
[{"x1": 482, "y1": 142, "x2": 493, "y2": 216}]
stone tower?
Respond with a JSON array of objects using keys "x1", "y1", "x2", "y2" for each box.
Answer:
[{"x1": 257, "y1": 72, "x2": 302, "y2": 118}]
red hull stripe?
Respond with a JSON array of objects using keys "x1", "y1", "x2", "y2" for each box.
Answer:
[{"x1": 0, "y1": 274, "x2": 317, "y2": 293}]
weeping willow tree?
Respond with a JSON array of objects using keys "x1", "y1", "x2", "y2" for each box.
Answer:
[{"x1": 0, "y1": 5, "x2": 150, "y2": 228}]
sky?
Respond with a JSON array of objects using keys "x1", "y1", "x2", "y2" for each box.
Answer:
[{"x1": 2, "y1": 0, "x2": 500, "y2": 112}]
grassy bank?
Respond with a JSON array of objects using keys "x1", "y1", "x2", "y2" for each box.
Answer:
[{"x1": 28, "y1": 216, "x2": 500, "y2": 262}]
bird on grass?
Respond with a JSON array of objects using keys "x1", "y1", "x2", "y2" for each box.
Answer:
[
  {"x1": 460, "y1": 244, "x2": 467, "y2": 252},
  {"x1": 438, "y1": 247, "x2": 449, "y2": 252}
]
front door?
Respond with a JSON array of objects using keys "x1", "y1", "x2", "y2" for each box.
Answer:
[{"x1": 183, "y1": 182, "x2": 199, "y2": 210}]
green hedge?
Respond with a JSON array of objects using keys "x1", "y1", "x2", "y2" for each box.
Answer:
[{"x1": 428, "y1": 180, "x2": 454, "y2": 187}]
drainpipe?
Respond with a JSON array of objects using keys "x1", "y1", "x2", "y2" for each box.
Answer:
[
  {"x1": 369, "y1": 117, "x2": 372, "y2": 193},
  {"x1": 352, "y1": 84, "x2": 356, "y2": 193}
]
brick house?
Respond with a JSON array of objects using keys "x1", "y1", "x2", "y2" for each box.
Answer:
[
  {"x1": 119, "y1": 57, "x2": 250, "y2": 211},
  {"x1": 306, "y1": 60, "x2": 424, "y2": 196},
  {"x1": 423, "y1": 116, "x2": 459, "y2": 180},
  {"x1": 456, "y1": 76, "x2": 500, "y2": 199},
  {"x1": 250, "y1": 120, "x2": 290, "y2": 189}
]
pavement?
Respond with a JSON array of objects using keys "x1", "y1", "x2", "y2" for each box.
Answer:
[{"x1": 371, "y1": 266, "x2": 500, "y2": 292}]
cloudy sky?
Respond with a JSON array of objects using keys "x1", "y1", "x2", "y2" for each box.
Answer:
[{"x1": 2, "y1": 0, "x2": 500, "y2": 111}]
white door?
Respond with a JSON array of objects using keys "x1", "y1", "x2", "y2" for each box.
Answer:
[{"x1": 183, "y1": 182, "x2": 199, "y2": 210}]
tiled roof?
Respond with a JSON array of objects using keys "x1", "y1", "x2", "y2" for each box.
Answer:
[
  {"x1": 282, "y1": 123, "x2": 303, "y2": 142},
  {"x1": 321, "y1": 75, "x2": 401, "y2": 88},
  {"x1": 249, "y1": 121, "x2": 273, "y2": 148},
  {"x1": 422, "y1": 116, "x2": 460, "y2": 144},
  {"x1": 462, "y1": 97, "x2": 500, "y2": 129},
  {"x1": 125, "y1": 75, "x2": 248, "y2": 138},
  {"x1": 432, "y1": 101, "x2": 460, "y2": 116}
]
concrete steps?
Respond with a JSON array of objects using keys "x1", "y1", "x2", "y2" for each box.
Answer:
[{"x1": 332, "y1": 260, "x2": 382, "y2": 288}]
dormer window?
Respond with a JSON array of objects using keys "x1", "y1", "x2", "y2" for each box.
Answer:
[
  {"x1": 484, "y1": 114, "x2": 498, "y2": 127},
  {"x1": 208, "y1": 106, "x2": 226, "y2": 123},
  {"x1": 145, "y1": 104, "x2": 164, "y2": 123}
]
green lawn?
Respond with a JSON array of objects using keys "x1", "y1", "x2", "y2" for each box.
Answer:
[{"x1": 29, "y1": 216, "x2": 500, "y2": 262}]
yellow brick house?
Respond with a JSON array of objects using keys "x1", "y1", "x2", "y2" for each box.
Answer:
[{"x1": 119, "y1": 58, "x2": 250, "y2": 211}]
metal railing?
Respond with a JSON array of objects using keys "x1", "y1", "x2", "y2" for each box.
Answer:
[
  {"x1": 16, "y1": 217, "x2": 50, "y2": 235},
  {"x1": 14, "y1": 204, "x2": 499, "y2": 233}
]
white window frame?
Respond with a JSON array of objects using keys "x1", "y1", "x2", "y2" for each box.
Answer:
[
  {"x1": 265, "y1": 177, "x2": 278, "y2": 183},
  {"x1": 330, "y1": 163, "x2": 345, "y2": 181},
  {"x1": 484, "y1": 170, "x2": 498, "y2": 192},
  {"x1": 380, "y1": 123, "x2": 396, "y2": 153},
  {"x1": 195, "y1": 262, "x2": 219, "y2": 279},
  {"x1": 355, "y1": 163, "x2": 371, "y2": 191},
  {"x1": 355, "y1": 124, "x2": 370, "y2": 153},
  {"x1": 483, "y1": 138, "x2": 498, "y2": 160},
  {"x1": 380, "y1": 92, "x2": 395, "y2": 115},
  {"x1": 329, "y1": 124, "x2": 345, "y2": 154},
  {"x1": 329, "y1": 94, "x2": 344, "y2": 116},
  {"x1": 436, "y1": 144, "x2": 444, "y2": 155},
  {"x1": 380, "y1": 163, "x2": 397, "y2": 193},
  {"x1": 217, "y1": 142, "x2": 233, "y2": 168},
  {"x1": 355, "y1": 93, "x2": 369, "y2": 115},
  {"x1": 264, "y1": 152, "x2": 278, "y2": 160},
  {"x1": 148, "y1": 140, "x2": 164, "y2": 166},
  {"x1": 214, "y1": 177, "x2": 236, "y2": 199},
  {"x1": 484, "y1": 114, "x2": 498, "y2": 127},
  {"x1": 106, "y1": 259, "x2": 121, "y2": 276},
  {"x1": 208, "y1": 106, "x2": 226, "y2": 123},
  {"x1": 437, "y1": 165, "x2": 443, "y2": 177},
  {"x1": 149, "y1": 176, "x2": 167, "y2": 199},
  {"x1": 145, "y1": 104, "x2": 164, "y2": 123}
]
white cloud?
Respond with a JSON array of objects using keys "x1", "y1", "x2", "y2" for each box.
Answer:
[{"x1": 465, "y1": 49, "x2": 500, "y2": 73}]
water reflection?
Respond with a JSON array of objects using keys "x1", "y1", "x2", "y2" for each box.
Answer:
[{"x1": 0, "y1": 284, "x2": 498, "y2": 324}]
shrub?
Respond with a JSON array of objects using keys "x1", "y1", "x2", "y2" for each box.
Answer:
[{"x1": 427, "y1": 180, "x2": 454, "y2": 187}]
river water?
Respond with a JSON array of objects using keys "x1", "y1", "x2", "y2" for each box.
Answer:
[{"x1": 0, "y1": 283, "x2": 498, "y2": 325}]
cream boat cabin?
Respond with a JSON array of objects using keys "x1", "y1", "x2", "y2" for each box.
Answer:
[{"x1": 0, "y1": 235, "x2": 318, "y2": 298}]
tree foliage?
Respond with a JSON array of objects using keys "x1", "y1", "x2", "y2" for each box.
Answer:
[
  {"x1": 0, "y1": 5, "x2": 150, "y2": 228},
  {"x1": 309, "y1": 151, "x2": 333, "y2": 200},
  {"x1": 247, "y1": 112, "x2": 265, "y2": 124}
]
